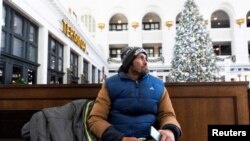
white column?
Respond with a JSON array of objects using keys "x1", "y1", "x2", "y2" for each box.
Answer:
[
  {"x1": 89, "y1": 63, "x2": 92, "y2": 83},
  {"x1": 63, "y1": 45, "x2": 70, "y2": 84},
  {"x1": 232, "y1": 24, "x2": 249, "y2": 64},
  {"x1": 96, "y1": 22, "x2": 109, "y2": 60},
  {"x1": 37, "y1": 27, "x2": 48, "y2": 84},
  {"x1": 128, "y1": 23, "x2": 142, "y2": 47},
  {"x1": 78, "y1": 55, "x2": 83, "y2": 83},
  {"x1": 162, "y1": 24, "x2": 176, "y2": 67}
]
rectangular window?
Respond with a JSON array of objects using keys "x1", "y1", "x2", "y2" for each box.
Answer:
[
  {"x1": 50, "y1": 40, "x2": 56, "y2": 54},
  {"x1": 112, "y1": 24, "x2": 116, "y2": 30},
  {"x1": 48, "y1": 36, "x2": 64, "y2": 84},
  {"x1": 13, "y1": 37, "x2": 23, "y2": 57},
  {"x1": 50, "y1": 56, "x2": 56, "y2": 69},
  {"x1": 58, "y1": 45, "x2": 63, "y2": 71},
  {"x1": 70, "y1": 51, "x2": 79, "y2": 84},
  {"x1": 109, "y1": 23, "x2": 128, "y2": 31},
  {"x1": 1, "y1": 31, "x2": 6, "y2": 51},
  {"x1": 13, "y1": 14, "x2": 23, "y2": 35},
  {"x1": 98, "y1": 70, "x2": 101, "y2": 83},
  {"x1": 92, "y1": 65, "x2": 96, "y2": 83},
  {"x1": 213, "y1": 42, "x2": 232, "y2": 56},
  {"x1": 151, "y1": 24, "x2": 155, "y2": 29},
  {"x1": 110, "y1": 48, "x2": 121, "y2": 58},
  {"x1": 28, "y1": 45, "x2": 37, "y2": 61},
  {"x1": 117, "y1": 24, "x2": 122, "y2": 30},
  {"x1": 220, "y1": 45, "x2": 231, "y2": 55},
  {"x1": 83, "y1": 59, "x2": 89, "y2": 83},
  {"x1": 29, "y1": 24, "x2": 37, "y2": 43},
  {"x1": 122, "y1": 24, "x2": 127, "y2": 30},
  {"x1": 58, "y1": 45, "x2": 63, "y2": 58},
  {"x1": 2, "y1": 3, "x2": 38, "y2": 62},
  {"x1": 2, "y1": 5, "x2": 6, "y2": 27},
  {"x1": 144, "y1": 47, "x2": 154, "y2": 57},
  {"x1": 58, "y1": 59, "x2": 63, "y2": 72},
  {"x1": 155, "y1": 23, "x2": 159, "y2": 29},
  {"x1": 144, "y1": 24, "x2": 150, "y2": 30},
  {"x1": 143, "y1": 22, "x2": 160, "y2": 30},
  {"x1": 1, "y1": 3, "x2": 39, "y2": 84}
]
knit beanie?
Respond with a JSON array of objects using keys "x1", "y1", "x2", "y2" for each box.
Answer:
[{"x1": 119, "y1": 47, "x2": 147, "y2": 72}]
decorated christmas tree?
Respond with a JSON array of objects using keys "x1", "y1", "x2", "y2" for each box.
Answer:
[{"x1": 168, "y1": 0, "x2": 219, "y2": 82}]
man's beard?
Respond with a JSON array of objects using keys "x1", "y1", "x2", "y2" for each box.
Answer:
[{"x1": 130, "y1": 65, "x2": 149, "y2": 76}]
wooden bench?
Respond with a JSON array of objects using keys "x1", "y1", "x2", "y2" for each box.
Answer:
[{"x1": 0, "y1": 82, "x2": 249, "y2": 141}]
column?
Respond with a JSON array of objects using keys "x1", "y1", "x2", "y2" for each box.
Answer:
[
  {"x1": 128, "y1": 22, "x2": 142, "y2": 47},
  {"x1": 63, "y1": 45, "x2": 70, "y2": 84},
  {"x1": 78, "y1": 55, "x2": 83, "y2": 84},
  {"x1": 37, "y1": 27, "x2": 48, "y2": 84},
  {"x1": 232, "y1": 23, "x2": 249, "y2": 64},
  {"x1": 162, "y1": 22, "x2": 176, "y2": 67}
]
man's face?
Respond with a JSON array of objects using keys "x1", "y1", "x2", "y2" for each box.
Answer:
[{"x1": 129, "y1": 53, "x2": 148, "y2": 75}]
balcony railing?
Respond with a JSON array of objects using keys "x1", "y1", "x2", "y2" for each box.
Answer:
[{"x1": 107, "y1": 56, "x2": 164, "y2": 64}]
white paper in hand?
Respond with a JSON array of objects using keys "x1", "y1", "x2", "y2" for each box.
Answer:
[{"x1": 150, "y1": 126, "x2": 161, "y2": 141}]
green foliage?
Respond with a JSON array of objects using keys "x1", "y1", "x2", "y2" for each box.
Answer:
[{"x1": 12, "y1": 77, "x2": 27, "y2": 84}]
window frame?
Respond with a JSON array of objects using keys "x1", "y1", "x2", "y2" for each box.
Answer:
[{"x1": 47, "y1": 36, "x2": 64, "y2": 84}]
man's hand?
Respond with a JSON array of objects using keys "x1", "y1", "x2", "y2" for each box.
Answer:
[{"x1": 159, "y1": 129, "x2": 175, "y2": 141}]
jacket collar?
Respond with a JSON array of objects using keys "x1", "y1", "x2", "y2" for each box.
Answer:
[{"x1": 118, "y1": 71, "x2": 148, "y2": 81}]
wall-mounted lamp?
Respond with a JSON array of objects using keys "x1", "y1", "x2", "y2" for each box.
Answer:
[
  {"x1": 98, "y1": 23, "x2": 105, "y2": 30},
  {"x1": 236, "y1": 18, "x2": 244, "y2": 26},
  {"x1": 131, "y1": 22, "x2": 139, "y2": 29},
  {"x1": 165, "y1": 21, "x2": 173, "y2": 29}
]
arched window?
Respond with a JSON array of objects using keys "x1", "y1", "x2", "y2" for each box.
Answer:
[
  {"x1": 176, "y1": 12, "x2": 182, "y2": 29},
  {"x1": 246, "y1": 11, "x2": 250, "y2": 27},
  {"x1": 109, "y1": 13, "x2": 128, "y2": 31},
  {"x1": 142, "y1": 12, "x2": 161, "y2": 30},
  {"x1": 211, "y1": 10, "x2": 230, "y2": 28},
  {"x1": 176, "y1": 13, "x2": 181, "y2": 24}
]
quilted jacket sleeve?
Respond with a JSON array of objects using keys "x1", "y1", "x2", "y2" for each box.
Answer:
[
  {"x1": 87, "y1": 82, "x2": 124, "y2": 141},
  {"x1": 157, "y1": 87, "x2": 182, "y2": 140}
]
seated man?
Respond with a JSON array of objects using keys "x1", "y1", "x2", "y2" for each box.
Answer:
[{"x1": 88, "y1": 47, "x2": 182, "y2": 141}]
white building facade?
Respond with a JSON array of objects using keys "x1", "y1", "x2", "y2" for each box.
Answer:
[
  {"x1": 67, "y1": 0, "x2": 250, "y2": 82},
  {"x1": 0, "y1": 0, "x2": 108, "y2": 84}
]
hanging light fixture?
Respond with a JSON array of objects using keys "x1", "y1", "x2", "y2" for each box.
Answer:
[
  {"x1": 98, "y1": 23, "x2": 105, "y2": 30},
  {"x1": 165, "y1": 21, "x2": 173, "y2": 29}
]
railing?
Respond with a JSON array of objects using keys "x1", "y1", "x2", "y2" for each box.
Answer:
[{"x1": 107, "y1": 56, "x2": 164, "y2": 64}]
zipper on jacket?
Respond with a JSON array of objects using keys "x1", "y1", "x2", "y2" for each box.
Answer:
[{"x1": 135, "y1": 80, "x2": 139, "y2": 88}]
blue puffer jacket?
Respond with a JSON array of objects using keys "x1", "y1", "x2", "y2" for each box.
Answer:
[{"x1": 105, "y1": 72, "x2": 164, "y2": 138}]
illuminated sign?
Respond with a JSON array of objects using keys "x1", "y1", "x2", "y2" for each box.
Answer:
[{"x1": 62, "y1": 19, "x2": 86, "y2": 51}]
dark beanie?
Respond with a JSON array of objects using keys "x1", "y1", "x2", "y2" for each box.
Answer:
[{"x1": 119, "y1": 47, "x2": 147, "y2": 72}]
